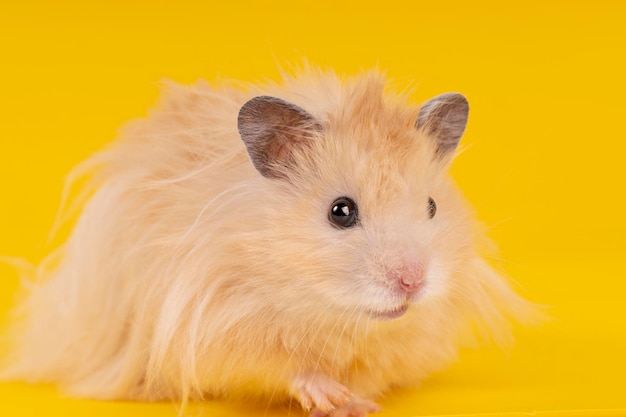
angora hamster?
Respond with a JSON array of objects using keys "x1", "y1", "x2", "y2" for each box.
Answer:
[{"x1": 1, "y1": 68, "x2": 534, "y2": 417}]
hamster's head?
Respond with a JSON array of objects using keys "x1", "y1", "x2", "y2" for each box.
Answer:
[{"x1": 237, "y1": 79, "x2": 477, "y2": 322}]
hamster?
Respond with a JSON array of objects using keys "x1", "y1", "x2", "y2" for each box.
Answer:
[{"x1": 0, "y1": 67, "x2": 535, "y2": 417}]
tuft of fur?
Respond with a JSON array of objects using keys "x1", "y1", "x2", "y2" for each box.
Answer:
[{"x1": 0, "y1": 67, "x2": 537, "y2": 409}]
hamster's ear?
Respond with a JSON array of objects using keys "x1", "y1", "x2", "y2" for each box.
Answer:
[
  {"x1": 415, "y1": 93, "x2": 469, "y2": 157},
  {"x1": 238, "y1": 96, "x2": 322, "y2": 179}
]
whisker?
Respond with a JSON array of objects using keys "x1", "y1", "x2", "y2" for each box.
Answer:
[{"x1": 262, "y1": 301, "x2": 335, "y2": 417}]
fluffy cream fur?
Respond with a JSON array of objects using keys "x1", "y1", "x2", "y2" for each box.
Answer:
[{"x1": 0, "y1": 67, "x2": 536, "y2": 412}]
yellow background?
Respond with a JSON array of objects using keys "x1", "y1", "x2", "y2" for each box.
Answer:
[{"x1": 1, "y1": 1, "x2": 625, "y2": 416}]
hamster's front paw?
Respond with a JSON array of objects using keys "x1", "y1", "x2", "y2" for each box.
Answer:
[
  {"x1": 290, "y1": 372, "x2": 351, "y2": 412},
  {"x1": 309, "y1": 396, "x2": 382, "y2": 417},
  {"x1": 289, "y1": 372, "x2": 380, "y2": 416}
]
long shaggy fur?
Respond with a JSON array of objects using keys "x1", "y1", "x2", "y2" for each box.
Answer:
[{"x1": 0, "y1": 67, "x2": 536, "y2": 408}]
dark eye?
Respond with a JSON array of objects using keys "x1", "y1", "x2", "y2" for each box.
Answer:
[
  {"x1": 329, "y1": 197, "x2": 358, "y2": 228},
  {"x1": 427, "y1": 197, "x2": 437, "y2": 219}
]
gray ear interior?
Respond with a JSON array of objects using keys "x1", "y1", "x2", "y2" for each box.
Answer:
[
  {"x1": 415, "y1": 93, "x2": 469, "y2": 156},
  {"x1": 238, "y1": 96, "x2": 322, "y2": 179}
]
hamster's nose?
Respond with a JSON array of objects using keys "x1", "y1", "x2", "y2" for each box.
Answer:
[{"x1": 388, "y1": 263, "x2": 426, "y2": 293}]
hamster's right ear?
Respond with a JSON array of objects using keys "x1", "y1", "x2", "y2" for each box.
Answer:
[
  {"x1": 238, "y1": 96, "x2": 322, "y2": 180},
  {"x1": 415, "y1": 93, "x2": 469, "y2": 158}
]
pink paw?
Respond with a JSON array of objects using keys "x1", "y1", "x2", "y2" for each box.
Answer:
[
  {"x1": 290, "y1": 372, "x2": 351, "y2": 412},
  {"x1": 309, "y1": 396, "x2": 382, "y2": 417},
  {"x1": 289, "y1": 372, "x2": 381, "y2": 417}
]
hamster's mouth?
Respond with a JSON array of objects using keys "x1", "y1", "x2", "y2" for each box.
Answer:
[{"x1": 368, "y1": 304, "x2": 409, "y2": 320}]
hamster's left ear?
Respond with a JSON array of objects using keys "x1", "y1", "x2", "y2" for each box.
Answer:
[{"x1": 415, "y1": 93, "x2": 469, "y2": 157}]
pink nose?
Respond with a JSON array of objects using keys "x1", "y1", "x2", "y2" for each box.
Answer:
[{"x1": 388, "y1": 263, "x2": 425, "y2": 293}]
